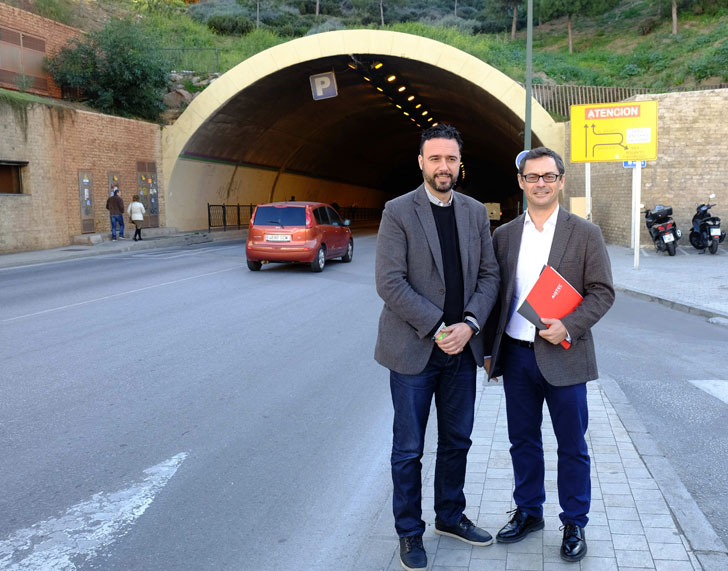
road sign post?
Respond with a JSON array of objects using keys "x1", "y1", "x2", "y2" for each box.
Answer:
[{"x1": 570, "y1": 101, "x2": 658, "y2": 269}]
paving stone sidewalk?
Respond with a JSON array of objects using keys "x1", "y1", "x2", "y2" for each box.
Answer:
[{"x1": 381, "y1": 369, "x2": 727, "y2": 571}]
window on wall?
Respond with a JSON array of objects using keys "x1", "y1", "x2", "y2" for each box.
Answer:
[{"x1": 0, "y1": 161, "x2": 27, "y2": 194}]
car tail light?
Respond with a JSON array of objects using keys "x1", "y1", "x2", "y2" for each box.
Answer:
[{"x1": 305, "y1": 207, "x2": 313, "y2": 228}]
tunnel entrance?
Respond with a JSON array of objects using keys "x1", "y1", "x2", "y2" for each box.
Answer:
[{"x1": 162, "y1": 30, "x2": 563, "y2": 231}]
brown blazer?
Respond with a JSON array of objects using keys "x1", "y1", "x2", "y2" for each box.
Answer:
[
  {"x1": 483, "y1": 208, "x2": 615, "y2": 386},
  {"x1": 374, "y1": 185, "x2": 500, "y2": 375}
]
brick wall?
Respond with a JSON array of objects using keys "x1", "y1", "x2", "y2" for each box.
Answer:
[
  {"x1": 0, "y1": 3, "x2": 83, "y2": 98},
  {"x1": 0, "y1": 100, "x2": 162, "y2": 253},
  {"x1": 564, "y1": 90, "x2": 728, "y2": 247}
]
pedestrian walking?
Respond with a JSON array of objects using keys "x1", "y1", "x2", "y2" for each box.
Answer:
[
  {"x1": 483, "y1": 146, "x2": 615, "y2": 562},
  {"x1": 127, "y1": 195, "x2": 146, "y2": 241},
  {"x1": 375, "y1": 124, "x2": 500, "y2": 571},
  {"x1": 105, "y1": 189, "x2": 125, "y2": 241}
]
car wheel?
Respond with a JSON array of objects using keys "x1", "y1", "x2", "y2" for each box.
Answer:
[
  {"x1": 341, "y1": 239, "x2": 353, "y2": 262},
  {"x1": 311, "y1": 246, "x2": 325, "y2": 272},
  {"x1": 247, "y1": 260, "x2": 262, "y2": 271}
]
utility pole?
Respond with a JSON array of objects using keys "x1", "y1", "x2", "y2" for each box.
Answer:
[{"x1": 523, "y1": 0, "x2": 533, "y2": 213}]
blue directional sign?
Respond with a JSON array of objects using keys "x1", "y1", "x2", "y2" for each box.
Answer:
[
  {"x1": 515, "y1": 150, "x2": 529, "y2": 170},
  {"x1": 309, "y1": 71, "x2": 338, "y2": 101},
  {"x1": 622, "y1": 160, "x2": 647, "y2": 168}
]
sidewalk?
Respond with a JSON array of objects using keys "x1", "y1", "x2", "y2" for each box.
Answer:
[
  {"x1": 0, "y1": 228, "x2": 246, "y2": 270},
  {"x1": 374, "y1": 245, "x2": 728, "y2": 570},
  {"x1": 2, "y1": 236, "x2": 727, "y2": 569},
  {"x1": 373, "y1": 371, "x2": 728, "y2": 571}
]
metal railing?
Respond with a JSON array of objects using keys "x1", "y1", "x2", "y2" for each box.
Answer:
[
  {"x1": 208, "y1": 203, "x2": 383, "y2": 231},
  {"x1": 524, "y1": 83, "x2": 728, "y2": 118},
  {"x1": 208, "y1": 203, "x2": 255, "y2": 231}
]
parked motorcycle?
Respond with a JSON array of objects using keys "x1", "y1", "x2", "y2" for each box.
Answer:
[
  {"x1": 644, "y1": 205, "x2": 681, "y2": 256},
  {"x1": 689, "y1": 194, "x2": 725, "y2": 255}
]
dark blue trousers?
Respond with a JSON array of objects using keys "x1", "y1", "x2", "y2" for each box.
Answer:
[
  {"x1": 501, "y1": 341, "x2": 590, "y2": 527},
  {"x1": 389, "y1": 347, "x2": 476, "y2": 537}
]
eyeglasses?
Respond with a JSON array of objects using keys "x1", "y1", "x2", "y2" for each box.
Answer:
[{"x1": 521, "y1": 173, "x2": 562, "y2": 183}]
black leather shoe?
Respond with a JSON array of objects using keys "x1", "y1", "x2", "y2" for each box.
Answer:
[
  {"x1": 435, "y1": 514, "x2": 493, "y2": 546},
  {"x1": 399, "y1": 535, "x2": 427, "y2": 571},
  {"x1": 496, "y1": 508, "x2": 545, "y2": 543},
  {"x1": 560, "y1": 523, "x2": 587, "y2": 562}
]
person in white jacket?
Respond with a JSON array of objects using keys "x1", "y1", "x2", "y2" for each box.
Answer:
[{"x1": 127, "y1": 195, "x2": 146, "y2": 241}]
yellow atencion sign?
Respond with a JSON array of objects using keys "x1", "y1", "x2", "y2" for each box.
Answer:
[{"x1": 570, "y1": 101, "x2": 658, "y2": 163}]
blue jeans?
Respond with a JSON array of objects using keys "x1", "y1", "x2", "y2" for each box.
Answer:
[
  {"x1": 389, "y1": 347, "x2": 476, "y2": 537},
  {"x1": 110, "y1": 214, "x2": 124, "y2": 238},
  {"x1": 501, "y1": 341, "x2": 590, "y2": 527}
]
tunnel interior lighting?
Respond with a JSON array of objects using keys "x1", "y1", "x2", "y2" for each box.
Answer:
[{"x1": 349, "y1": 56, "x2": 441, "y2": 132}]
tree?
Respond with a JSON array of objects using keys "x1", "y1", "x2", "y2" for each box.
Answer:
[
  {"x1": 539, "y1": 0, "x2": 616, "y2": 54},
  {"x1": 46, "y1": 18, "x2": 170, "y2": 120},
  {"x1": 672, "y1": 0, "x2": 678, "y2": 35}
]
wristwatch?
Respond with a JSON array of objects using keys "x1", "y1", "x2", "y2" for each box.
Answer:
[{"x1": 464, "y1": 316, "x2": 480, "y2": 336}]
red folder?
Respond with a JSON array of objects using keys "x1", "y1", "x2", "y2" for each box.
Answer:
[{"x1": 517, "y1": 265, "x2": 583, "y2": 349}]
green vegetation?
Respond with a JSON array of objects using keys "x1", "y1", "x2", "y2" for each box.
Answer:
[
  {"x1": 17, "y1": 0, "x2": 728, "y2": 119},
  {"x1": 45, "y1": 18, "x2": 171, "y2": 120}
]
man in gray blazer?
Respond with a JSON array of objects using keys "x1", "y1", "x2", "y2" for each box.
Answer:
[
  {"x1": 375, "y1": 124, "x2": 500, "y2": 571},
  {"x1": 483, "y1": 147, "x2": 614, "y2": 562}
]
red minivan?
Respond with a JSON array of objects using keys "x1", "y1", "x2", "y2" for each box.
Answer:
[{"x1": 245, "y1": 202, "x2": 354, "y2": 272}]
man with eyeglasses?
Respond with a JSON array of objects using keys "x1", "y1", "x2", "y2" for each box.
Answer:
[{"x1": 483, "y1": 146, "x2": 614, "y2": 562}]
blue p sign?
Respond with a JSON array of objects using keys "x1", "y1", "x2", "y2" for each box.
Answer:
[{"x1": 310, "y1": 72, "x2": 338, "y2": 101}]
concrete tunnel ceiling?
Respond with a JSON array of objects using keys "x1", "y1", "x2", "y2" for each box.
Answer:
[{"x1": 164, "y1": 31, "x2": 563, "y2": 228}]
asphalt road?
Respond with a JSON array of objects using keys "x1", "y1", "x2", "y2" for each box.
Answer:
[
  {"x1": 0, "y1": 232, "x2": 396, "y2": 571},
  {"x1": 595, "y1": 294, "x2": 728, "y2": 549},
  {"x1": 1, "y1": 233, "x2": 727, "y2": 570}
]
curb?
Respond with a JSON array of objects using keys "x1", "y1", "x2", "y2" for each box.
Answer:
[
  {"x1": 599, "y1": 376, "x2": 728, "y2": 570},
  {"x1": 614, "y1": 285, "x2": 728, "y2": 321}
]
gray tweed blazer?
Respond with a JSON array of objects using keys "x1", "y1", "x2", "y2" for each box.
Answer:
[
  {"x1": 374, "y1": 185, "x2": 500, "y2": 375},
  {"x1": 483, "y1": 208, "x2": 615, "y2": 386}
]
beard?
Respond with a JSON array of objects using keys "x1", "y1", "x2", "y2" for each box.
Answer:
[{"x1": 424, "y1": 170, "x2": 457, "y2": 193}]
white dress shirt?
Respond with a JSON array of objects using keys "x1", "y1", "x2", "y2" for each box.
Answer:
[{"x1": 505, "y1": 205, "x2": 560, "y2": 342}]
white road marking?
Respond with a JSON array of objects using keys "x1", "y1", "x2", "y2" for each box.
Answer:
[
  {"x1": 0, "y1": 453, "x2": 187, "y2": 570},
  {"x1": 1, "y1": 267, "x2": 239, "y2": 323},
  {"x1": 689, "y1": 380, "x2": 728, "y2": 405}
]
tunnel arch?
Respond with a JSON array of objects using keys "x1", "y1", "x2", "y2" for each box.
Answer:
[{"x1": 161, "y1": 29, "x2": 564, "y2": 231}]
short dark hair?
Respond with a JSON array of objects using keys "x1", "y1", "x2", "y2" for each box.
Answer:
[
  {"x1": 420, "y1": 124, "x2": 463, "y2": 155},
  {"x1": 518, "y1": 146, "x2": 565, "y2": 175}
]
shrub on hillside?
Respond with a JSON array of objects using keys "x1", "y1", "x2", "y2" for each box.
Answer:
[
  {"x1": 207, "y1": 14, "x2": 254, "y2": 35},
  {"x1": 45, "y1": 18, "x2": 170, "y2": 121}
]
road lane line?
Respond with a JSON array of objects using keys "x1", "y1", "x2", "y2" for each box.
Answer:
[
  {"x1": 0, "y1": 453, "x2": 187, "y2": 570},
  {"x1": 689, "y1": 379, "x2": 728, "y2": 405},
  {"x1": 2, "y1": 267, "x2": 239, "y2": 323}
]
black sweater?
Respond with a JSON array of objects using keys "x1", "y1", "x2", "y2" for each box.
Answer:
[{"x1": 431, "y1": 202, "x2": 464, "y2": 326}]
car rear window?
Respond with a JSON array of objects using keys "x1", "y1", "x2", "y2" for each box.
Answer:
[{"x1": 253, "y1": 206, "x2": 306, "y2": 226}]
